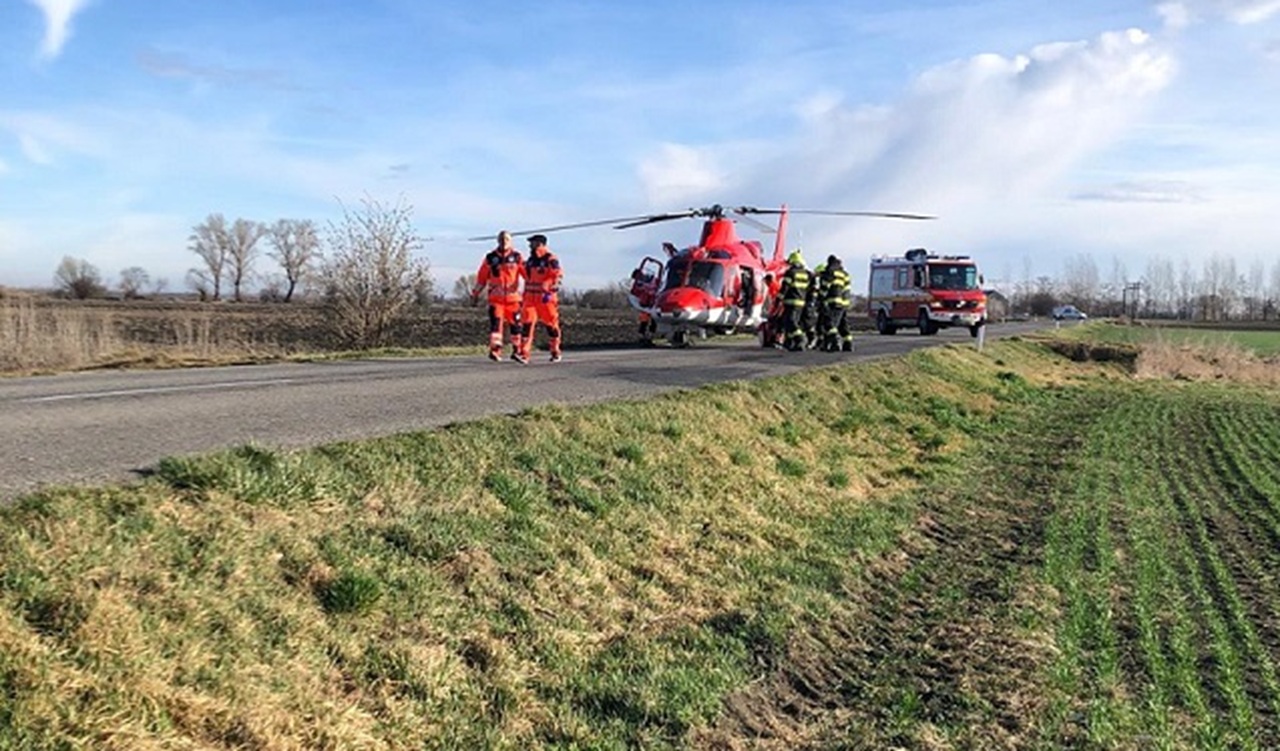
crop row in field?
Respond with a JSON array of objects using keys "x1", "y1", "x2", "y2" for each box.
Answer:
[{"x1": 1041, "y1": 384, "x2": 1280, "y2": 749}]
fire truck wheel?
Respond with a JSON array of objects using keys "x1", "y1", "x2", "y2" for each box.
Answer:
[
  {"x1": 917, "y1": 310, "x2": 937, "y2": 336},
  {"x1": 876, "y1": 310, "x2": 896, "y2": 336},
  {"x1": 969, "y1": 322, "x2": 983, "y2": 338}
]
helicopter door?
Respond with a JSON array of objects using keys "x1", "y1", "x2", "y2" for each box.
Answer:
[
  {"x1": 739, "y1": 267, "x2": 755, "y2": 312},
  {"x1": 629, "y1": 257, "x2": 664, "y2": 308}
]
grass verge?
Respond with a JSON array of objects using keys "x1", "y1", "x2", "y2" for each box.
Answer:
[{"x1": 2, "y1": 334, "x2": 1279, "y2": 748}]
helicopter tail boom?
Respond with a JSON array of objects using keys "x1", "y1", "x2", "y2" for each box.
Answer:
[{"x1": 771, "y1": 204, "x2": 788, "y2": 265}]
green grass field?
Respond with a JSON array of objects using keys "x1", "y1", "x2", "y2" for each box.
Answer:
[
  {"x1": 1057, "y1": 320, "x2": 1280, "y2": 356},
  {"x1": 2, "y1": 334, "x2": 1278, "y2": 748}
]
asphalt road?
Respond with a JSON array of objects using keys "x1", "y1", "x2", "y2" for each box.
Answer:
[{"x1": 0, "y1": 322, "x2": 1046, "y2": 500}]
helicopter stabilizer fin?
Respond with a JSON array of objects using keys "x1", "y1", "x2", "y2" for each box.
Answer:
[{"x1": 772, "y1": 204, "x2": 789, "y2": 265}]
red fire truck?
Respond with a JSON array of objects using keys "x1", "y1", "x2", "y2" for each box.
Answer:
[{"x1": 868, "y1": 248, "x2": 986, "y2": 337}]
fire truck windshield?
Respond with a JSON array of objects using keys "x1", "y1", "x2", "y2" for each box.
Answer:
[
  {"x1": 664, "y1": 260, "x2": 725, "y2": 294},
  {"x1": 927, "y1": 263, "x2": 979, "y2": 291}
]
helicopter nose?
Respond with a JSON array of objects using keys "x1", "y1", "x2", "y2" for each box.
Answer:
[{"x1": 658, "y1": 288, "x2": 714, "y2": 319}]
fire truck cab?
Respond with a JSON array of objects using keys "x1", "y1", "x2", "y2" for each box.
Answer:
[{"x1": 868, "y1": 248, "x2": 986, "y2": 337}]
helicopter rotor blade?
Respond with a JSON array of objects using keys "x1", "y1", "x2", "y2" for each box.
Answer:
[
  {"x1": 465, "y1": 203, "x2": 933, "y2": 241},
  {"x1": 465, "y1": 215, "x2": 657, "y2": 242},
  {"x1": 611, "y1": 210, "x2": 704, "y2": 230},
  {"x1": 735, "y1": 214, "x2": 778, "y2": 234},
  {"x1": 735, "y1": 206, "x2": 936, "y2": 221}
]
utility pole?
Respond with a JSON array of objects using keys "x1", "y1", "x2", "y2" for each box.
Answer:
[{"x1": 1122, "y1": 281, "x2": 1143, "y2": 321}]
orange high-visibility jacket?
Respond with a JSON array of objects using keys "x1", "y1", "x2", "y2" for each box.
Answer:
[
  {"x1": 475, "y1": 248, "x2": 525, "y2": 302},
  {"x1": 523, "y1": 248, "x2": 562, "y2": 301}
]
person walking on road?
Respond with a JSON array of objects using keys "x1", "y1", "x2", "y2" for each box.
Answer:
[
  {"x1": 517, "y1": 234, "x2": 564, "y2": 363},
  {"x1": 472, "y1": 230, "x2": 526, "y2": 362}
]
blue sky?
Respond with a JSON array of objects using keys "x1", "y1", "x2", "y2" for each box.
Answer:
[{"x1": 2, "y1": 0, "x2": 1278, "y2": 294}]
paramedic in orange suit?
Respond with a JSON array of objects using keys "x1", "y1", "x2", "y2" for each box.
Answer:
[
  {"x1": 518, "y1": 234, "x2": 564, "y2": 363},
  {"x1": 471, "y1": 230, "x2": 525, "y2": 362}
]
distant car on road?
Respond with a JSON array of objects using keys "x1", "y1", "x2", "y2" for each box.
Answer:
[{"x1": 1052, "y1": 305, "x2": 1088, "y2": 321}]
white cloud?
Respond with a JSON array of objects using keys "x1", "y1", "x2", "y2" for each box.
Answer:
[
  {"x1": 24, "y1": 0, "x2": 93, "y2": 60},
  {"x1": 18, "y1": 133, "x2": 52, "y2": 164},
  {"x1": 1157, "y1": 2, "x2": 1195, "y2": 28},
  {"x1": 1220, "y1": 0, "x2": 1280, "y2": 23},
  {"x1": 795, "y1": 91, "x2": 844, "y2": 123},
  {"x1": 0, "y1": 111, "x2": 106, "y2": 166},
  {"x1": 135, "y1": 49, "x2": 295, "y2": 90},
  {"x1": 1157, "y1": 0, "x2": 1280, "y2": 27},
  {"x1": 631, "y1": 25, "x2": 1180, "y2": 279},
  {"x1": 747, "y1": 26, "x2": 1174, "y2": 211},
  {"x1": 638, "y1": 144, "x2": 728, "y2": 206},
  {"x1": 1071, "y1": 179, "x2": 1206, "y2": 203}
]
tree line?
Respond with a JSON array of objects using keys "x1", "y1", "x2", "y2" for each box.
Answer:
[
  {"x1": 49, "y1": 216, "x2": 326, "y2": 304},
  {"x1": 1001, "y1": 252, "x2": 1280, "y2": 322},
  {"x1": 45, "y1": 198, "x2": 432, "y2": 348}
]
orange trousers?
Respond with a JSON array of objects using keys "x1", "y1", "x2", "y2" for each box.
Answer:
[
  {"x1": 487, "y1": 300, "x2": 522, "y2": 356},
  {"x1": 519, "y1": 299, "x2": 561, "y2": 358}
]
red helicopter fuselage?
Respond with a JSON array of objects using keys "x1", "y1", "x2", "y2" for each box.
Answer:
[{"x1": 627, "y1": 211, "x2": 791, "y2": 346}]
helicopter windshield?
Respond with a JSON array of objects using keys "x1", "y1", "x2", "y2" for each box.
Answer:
[
  {"x1": 926, "y1": 263, "x2": 979, "y2": 291},
  {"x1": 663, "y1": 259, "x2": 726, "y2": 295}
]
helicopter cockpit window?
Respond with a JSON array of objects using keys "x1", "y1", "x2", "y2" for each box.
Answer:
[
  {"x1": 663, "y1": 259, "x2": 725, "y2": 294},
  {"x1": 663, "y1": 260, "x2": 689, "y2": 291},
  {"x1": 686, "y1": 261, "x2": 725, "y2": 294},
  {"x1": 926, "y1": 263, "x2": 979, "y2": 291}
]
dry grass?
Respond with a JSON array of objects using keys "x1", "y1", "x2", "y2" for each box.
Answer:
[
  {"x1": 0, "y1": 298, "x2": 642, "y2": 375},
  {"x1": 0, "y1": 300, "x2": 289, "y2": 375},
  {"x1": 1135, "y1": 331, "x2": 1280, "y2": 385},
  {"x1": 0, "y1": 300, "x2": 125, "y2": 373}
]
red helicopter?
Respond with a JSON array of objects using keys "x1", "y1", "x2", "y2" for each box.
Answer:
[{"x1": 481, "y1": 204, "x2": 933, "y2": 347}]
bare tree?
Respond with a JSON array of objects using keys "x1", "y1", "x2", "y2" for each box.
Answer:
[
  {"x1": 1201, "y1": 254, "x2": 1239, "y2": 321},
  {"x1": 267, "y1": 218, "x2": 321, "y2": 302},
  {"x1": 257, "y1": 274, "x2": 285, "y2": 302},
  {"x1": 1104, "y1": 256, "x2": 1128, "y2": 317},
  {"x1": 1060, "y1": 252, "x2": 1099, "y2": 310},
  {"x1": 1143, "y1": 257, "x2": 1175, "y2": 318},
  {"x1": 1177, "y1": 258, "x2": 1196, "y2": 319},
  {"x1": 567, "y1": 280, "x2": 631, "y2": 309},
  {"x1": 226, "y1": 218, "x2": 265, "y2": 302},
  {"x1": 186, "y1": 269, "x2": 213, "y2": 301},
  {"x1": 1269, "y1": 259, "x2": 1280, "y2": 321},
  {"x1": 1014, "y1": 255, "x2": 1034, "y2": 314},
  {"x1": 320, "y1": 196, "x2": 433, "y2": 348},
  {"x1": 189, "y1": 213, "x2": 230, "y2": 301},
  {"x1": 54, "y1": 256, "x2": 105, "y2": 299},
  {"x1": 1246, "y1": 259, "x2": 1265, "y2": 320},
  {"x1": 452, "y1": 273, "x2": 480, "y2": 306},
  {"x1": 1027, "y1": 276, "x2": 1057, "y2": 317},
  {"x1": 119, "y1": 266, "x2": 151, "y2": 300}
]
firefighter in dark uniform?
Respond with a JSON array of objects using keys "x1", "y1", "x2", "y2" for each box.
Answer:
[
  {"x1": 821, "y1": 255, "x2": 854, "y2": 352},
  {"x1": 778, "y1": 250, "x2": 811, "y2": 351},
  {"x1": 804, "y1": 262, "x2": 826, "y2": 350}
]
